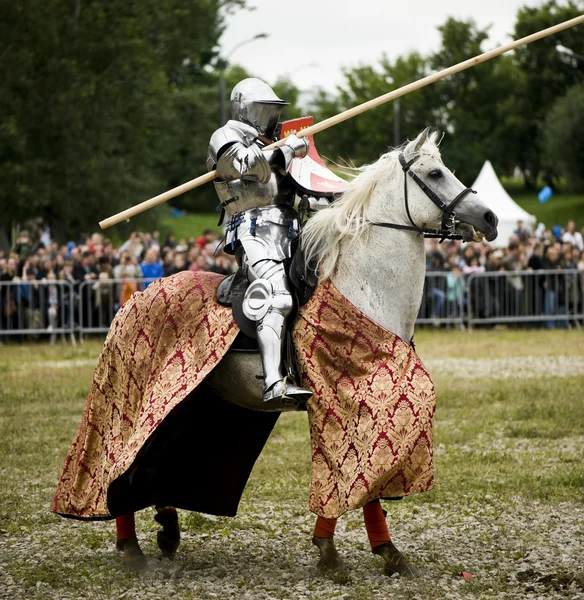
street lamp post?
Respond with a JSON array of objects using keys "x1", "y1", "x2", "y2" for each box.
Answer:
[
  {"x1": 219, "y1": 33, "x2": 269, "y2": 125},
  {"x1": 393, "y1": 99, "x2": 401, "y2": 147}
]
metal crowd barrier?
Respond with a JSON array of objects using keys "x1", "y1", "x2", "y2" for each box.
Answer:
[
  {"x1": 1, "y1": 271, "x2": 582, "y2": 342},
  {"x1": 466, "y1": 269, "x2": 583, "y2": 328},
  {"x1": 0, "y1": 280, "x2": 76, "y2": 342},
  {"x1": 77, "y1": 278, "x2": 157, "y2": 340},
  {"x1": 416, "y1": 272, "x2": 467, "y2": 327}
]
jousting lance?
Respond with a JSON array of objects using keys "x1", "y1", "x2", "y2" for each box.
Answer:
[{"x1": 99, "y1": 14, "x2": 584, "y2": 230}]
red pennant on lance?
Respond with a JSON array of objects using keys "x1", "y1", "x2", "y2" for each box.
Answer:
[{"x1": 280, "y1": 116, "x2": 348, "y2": 196}]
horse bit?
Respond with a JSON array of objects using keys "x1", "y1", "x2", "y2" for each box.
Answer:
[{"x1": 367, "y1": 152, "x2": 477, "y2": 242}]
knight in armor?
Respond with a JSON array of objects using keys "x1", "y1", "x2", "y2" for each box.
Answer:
[{"x1": 207, "y1": 78, "x2": 313, "y2": 408}]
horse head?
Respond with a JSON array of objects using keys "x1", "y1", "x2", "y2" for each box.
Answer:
[
  {"x1": 302, "y1": 128, "x2": 498, "y2": 284},
  {"x1": 391, "y1": 128, "x2": 498, "y2": 243}
]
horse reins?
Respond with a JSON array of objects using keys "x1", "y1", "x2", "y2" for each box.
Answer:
[{"x1": 367, "y1": 152, "x2": 477, "y2": 242}]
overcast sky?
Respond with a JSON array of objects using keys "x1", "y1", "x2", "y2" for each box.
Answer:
[{"x1": 219, "y1": 0, "x2": 543, "y2": 92}]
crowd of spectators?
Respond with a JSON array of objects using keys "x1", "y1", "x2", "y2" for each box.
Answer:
[
  {"x1": 1, "y1": 217, "x2": 583, "y2": 337},
  {"x1": 423, "y1": 219, "x2": 584, "y2": 325},
  {"x1": 0, "y1": 223, "x2": 237, "y2": 337}
]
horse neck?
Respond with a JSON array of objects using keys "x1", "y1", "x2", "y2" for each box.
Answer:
[{"x1": 331, "y1": 227, "x2": 426, "y2": 343}]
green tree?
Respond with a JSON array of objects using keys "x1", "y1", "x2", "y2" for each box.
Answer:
[
  {"x1": 313, "y1": 51, "x2": 440, "y2": 165},
  {"x1": 429, "y1": 18, "x2": 528, "y2": 184},
  {"x1": 0, "y1": 0, "x2": 245, "y2": 239},
  {"x1": 543, "y1": 83, "x2": 584, "y2": 190},
  {"x1": 511, "y1": 0, "x2": 584, "y2": 187}
]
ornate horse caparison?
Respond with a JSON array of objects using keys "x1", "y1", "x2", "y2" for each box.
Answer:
[{"x1": 59, "y1": 129, "x2": 498, "y2": 575}]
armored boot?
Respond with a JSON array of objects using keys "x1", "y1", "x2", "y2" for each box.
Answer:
[
  {"x1": 243, "y1": 259, "x2": 312, "y2": 410},
  {"x1": 257, "y1": 301, "x2": 312, "y2": 409}
]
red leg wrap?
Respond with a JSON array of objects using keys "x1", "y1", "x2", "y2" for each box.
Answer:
[
  {"x1": 116, "y1": 513, "x2": 136, "y2": 541},
  {"x1": 313, "y1": 516, "x2": 337, "y2": 539},
  {"x1": 363, "y1": 500, "x2": 390, "y2": 548}
]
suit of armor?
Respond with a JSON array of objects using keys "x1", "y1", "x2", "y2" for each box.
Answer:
[{"x1": 207, "y1": 78, "x2": 313, "y2": 407}]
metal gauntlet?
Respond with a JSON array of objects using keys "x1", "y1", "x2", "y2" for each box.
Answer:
[{"x1": 271, "y1": 134, "x2": 310, "y2": 172}]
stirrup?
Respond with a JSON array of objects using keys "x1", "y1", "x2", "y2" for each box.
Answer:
[{"x1": 262, "y1": 378, "x2": 313, "y2": 410}]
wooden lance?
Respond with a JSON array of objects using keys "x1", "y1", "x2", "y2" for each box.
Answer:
[{"x1": 99, "y1": 14, "x2": 584, "y2": 230}]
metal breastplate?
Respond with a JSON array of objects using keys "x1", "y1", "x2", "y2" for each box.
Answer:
[{"x1": 214, "y1": 173, "x2": 280, "y2": 216}]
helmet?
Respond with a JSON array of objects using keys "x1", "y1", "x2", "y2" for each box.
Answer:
[{"x1": 230, "y1": 78, "x2": 289, "y2": 138}]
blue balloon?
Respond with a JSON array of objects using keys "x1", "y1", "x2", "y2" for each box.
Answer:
[{"x1": 538, "y1": 186, "x2": 553, "y2": 203}]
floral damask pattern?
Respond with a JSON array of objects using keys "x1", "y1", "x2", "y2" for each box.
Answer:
[
  {"x1": 53, "y1": 273, "x2": 435, "y2": 522},
  {"x1": 52, "y1": 271, "x2": 239, "y2": 519},
  {"x1": 293, "y1": 282, "x2": 436, "y2": 519}
]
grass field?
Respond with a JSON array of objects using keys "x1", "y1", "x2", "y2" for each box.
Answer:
[
  {"x1": 161, "y1": 212, "x2": 221, "y2": 241},
  {"x1": 512, "y1": 192, "x2": 584, "y2": 229},
  {"x1": 0, "y1": 330, "x2": 583, "y2": 599}
]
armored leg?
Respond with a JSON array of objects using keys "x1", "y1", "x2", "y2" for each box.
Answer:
[{"x1": 243, "y1": 258, "x2": 312, "y2": 408}]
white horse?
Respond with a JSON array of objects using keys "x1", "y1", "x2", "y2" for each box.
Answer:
[
  {"x1": 111, "y1": 128, "x2": 498, "y2": 575},
  {"x1": 208, "y1": 127, "x2": 497, "y2": 402}
]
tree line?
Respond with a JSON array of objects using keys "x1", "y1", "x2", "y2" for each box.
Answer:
[
  {"x1": 310, "y1": 1, "x2": 584, "y2": 192},
  {"x1": 0, "y1": 0, "x2": 583, "y2": 241}
]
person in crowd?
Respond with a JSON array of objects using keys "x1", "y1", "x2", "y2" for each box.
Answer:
[
  {"x1": 513, "y1": 220, "x2": 530, "y2": 243},
  {"x1": 164, "y1": 234, "x2": 176, "y2": 250},
  {"x1": 116, "y1": 232, "x2": 144, "y2": 261},
  {"x1": 166, "y1": 252, "x2": 188, "y2": 276},
  {"x1": 113, "y1": 253, "x2": 142, "y2": 307},
  {"x1": 45, "y1": 268, "x2": 59, "y2": 341},
  {"x1": 73, "y1": 251, "x2": 97, "y2": 283},
  {"x1": 196, "y1": 229, "x2": 219, "y2": 250},
  {"x1": 426, "y1": 249, "x2": 446, "y2": 320},
  {"x1": 562, "y1": 220, "x2": 583, "y2": 252},
  {"x1": 446, "y1": 265, "x2": 465, "y2": 318},
  {"x1": 140, "y1": 248, "x2": 164, "y2": 289},
  {"x1": 543, "y1": 246, "x2": 566, "y2": 328},
  {"x1": 502, "y1": 242, "x2": 526, "y2": 316},
  {"x1": 20, "y1": 260, "x2": 42, "y2": 332},
  {"x1": 208, "y1": 255, "x2": 233, "y2": 276},
  {"x1": 93, "y1": 256, "x2": 114, "y2": 327},
  {"x1": 12, "y1": 230, "x2": 35, "y2": 259},
  {"x1": 1, "y1": 257, "x2": 19, "y2": 334},
  {"x1": 462, "y1": 255, "x2": 484, "y2": 277},
  {"x1": 526, "y1": 243, "x2": 545, "y2": 316}
]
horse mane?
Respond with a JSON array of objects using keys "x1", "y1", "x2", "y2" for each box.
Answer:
[{"x1": 301, "y1": 130, "x2": 442, "y2": 282}]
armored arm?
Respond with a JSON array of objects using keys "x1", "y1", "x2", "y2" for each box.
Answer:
[
  {"x1": 208, "y1": 122, "x2": 309, "y2": 184},
  {"x1": 270, "y1": 134, "x2": 309, "y2": 172}
]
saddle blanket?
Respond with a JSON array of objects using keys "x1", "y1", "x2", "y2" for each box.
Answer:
[
  {"x1": 52, "y1": 270, "x2": 435, "y2": 520},
  {"x1": 294, "y1": 282, "x2": 436, "y2": 518}
]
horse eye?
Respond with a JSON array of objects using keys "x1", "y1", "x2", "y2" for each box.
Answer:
[{"x1": 429, "y1": 169, "x2": 443, "y2": 178}]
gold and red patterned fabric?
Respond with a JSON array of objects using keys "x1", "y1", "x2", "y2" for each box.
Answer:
[
  {"x1": 53, "y1": 272, "x2": 435, "y2": 521},
  {"x1": 52, "y1": 271, "x2": 239, "y2": 519},
  {"x1": 293, "y1": 282, "x2": 436, "y2": 519}
]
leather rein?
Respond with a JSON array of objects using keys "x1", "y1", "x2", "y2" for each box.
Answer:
[{"x1": 367, "y1": 152, "x2": 476, "y2": 242}]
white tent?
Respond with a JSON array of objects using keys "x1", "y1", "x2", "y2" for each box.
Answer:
[{"x1": 471, "y1": 161, "x2": 536, "y2": 247}]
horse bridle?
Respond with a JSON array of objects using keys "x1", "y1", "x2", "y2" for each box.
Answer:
[{"x1": 367, "y1": 152, "x2": 477, "y2": 241}]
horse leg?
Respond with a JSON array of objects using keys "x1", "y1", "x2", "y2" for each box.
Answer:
[
  {"x1": 363, "y1": 500, "x2": 420, "y2": 578},
  {"x1": 115, "y1": 513, "x2": 147, "y2": 571},
  {"x1": 154, "y1": 506, "x2": 180, "y2": 559},
  {"x1": 312, "y1": 516, "x2": 344, "y2": 570}
]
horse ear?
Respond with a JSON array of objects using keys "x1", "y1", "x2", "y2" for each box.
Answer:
[
  {"x1": 404, "y1": 127, "x2": 432, "y2": 157},
  {"x1": 413, "y1": 127, "x2": 432, "y2": 152}
]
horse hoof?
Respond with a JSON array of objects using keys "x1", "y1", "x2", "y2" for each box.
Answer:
[
  {"x1": 372, "y1": 541, "x2": 421, "y2": 578},
  {"x1": 116, "y1": 536, "x2": 147, "y2": 572},
  {"x1": 155, "y1": 509, "x2": 180, "y2": 559},
  {"x1": 312, "y1": 536, "x2": 345, "y2": 571}
]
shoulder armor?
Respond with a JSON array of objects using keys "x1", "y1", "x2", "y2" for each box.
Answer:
[{"x1": 207, "y1": 121, "x2": 259, "y2": 171}]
